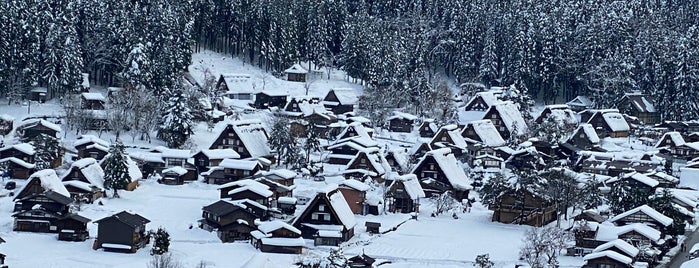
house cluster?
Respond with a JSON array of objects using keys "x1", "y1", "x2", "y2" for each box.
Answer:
[{"x1": 572, "y1": 205, "x2": 684, "y2": 268}]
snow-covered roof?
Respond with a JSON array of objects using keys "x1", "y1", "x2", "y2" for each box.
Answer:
[
  {"x1": 65, "y1": 158, "x2": 105, "y2": 188},
  {"x1": 197, "y1": 149, "x2": 241, "y2": 160},
  {"x1": 162, "y1": 166, "x2": 188, "y2": 176},
  {"x1": 284, "y1": 63, "x2": 308, "y2": 74},
  {"x1": 151, "y1": 146, "x2": 191, "y2": 159},
  {"x1": 0, "y1": 157, "x2": 35, "y2": 169},
  {"x1": 128, "y1": 151, "x2": 165, "y2": 163},
  {"x1": 229, "y1": 183, "x2": 274, "y2": 198},
  {"x1": 465, "y1": 92, "x2": 500, "y2": 109},
  {"x1": 327, "y1": 190, "x2": 356, "y2": 229},
  {"x1": 583, "y1": 250, "x2": 633, "y2": 265},
  {"x1": 18, "y1": 119, "x2": 62, "y2": 133},
  {"x1": 258, "y1": 220, "x2": 301, "y2": 235},
  {"x1": 219, "y1": 73, "x2": 256, "y2": 94},
  {"x1": 0, "y1": 143, "x2": 35, "y2": 155},
  {"x1": 339, "y1": 179, "x2": 371, "y2": 192},
  {"x1": 592, "y1": 239, "x2": 639, "y2": 257},
  {"x1": 540, "y1": 106, "x2": 578, "y2": 125},
  {"x1": 219, "y1": 158, "x2": 260, "y2": 170},
  {"x1": 81, "y1": 92, "x2": 106, "y2": 102},
  {"x1": 326, "y1": 88, "x2": 358, "y2": 105},
  {"x1": 74, "y1": 135, "x2": 110, "y2": 148},
  {"x1": 392, "y1": 174, "x2": 426, "y2": 200},
  {"x1": 681, "y1": 257, "x2": 699, "y2": 268},
  {"x1": 414, "y1": 148, "x2": 472, "y2": 190},
  {"x1": 263, "y1": 169, "x2": 297, "y2": 180},
  {"x1": 464, "y1": 120, "x2": 506, "y2": 147},
  {"x1": 63, "y1": 180, "x2": 99, "y2": 192},
  {"x1": 229, "y1": 120, "x2": 271, "y2": 158},
  {"x1": 22, "y1": 169, "x2": 71, "y2": 198},
  {"x1": 488, "y1": 101, "x2": 528, "y2": 135},
  {"x1": 327, "y1": 136, "x2": 379, "y2": 151},
  {"x1": 218, "y1": 178, "x2": 269, "y2": 190},
  {"x1": 336, "y1": 122, "x2": 372, "y2": 140},
  {"x1": 431, "y1": 124, "x2": 468, "y2": 149},
  {"x1": 645, "y1": 171, "x2": 679, "y2": 184},
  {"x1": 656, "y1": 131, "x2": 685, "y2": 148},
  {"x1": 595, "y1": 223, "x2": 661, "y2": 242},
  {"x1": 623, "y1": 93, "x2": 656, "y2": 113},
  {"x1": 608, "y1": 172, "x2": 659, "y2": 188},
  {"x1": 345, "y1": 151, "x2": 389, "y2": 176},
  {"x1": 387, "y1": 111, "x2": 418, "y2": 121},
  {"x1": 602, "y1": 112, "x2": 630, "y2": 132},
  {"x1": 127, "y1": 156, "x2": 143, "y2": 181},
  {"x1": 610, "y1": 205, "x2": 673, "y2": 227},
  {"x1": 575, "y1": 123, "x2": 601, "y2": 144},
  {"x1": 567, "y1": 96, "x2": 593, "y2": 107}
]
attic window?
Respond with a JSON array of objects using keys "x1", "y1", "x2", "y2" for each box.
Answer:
[
  {"x1": 318, "y1": 204, "x2": 325, "y2": 211},
  {"x1": 491, "y1": 114, "x2": 497, "y2": 119}
]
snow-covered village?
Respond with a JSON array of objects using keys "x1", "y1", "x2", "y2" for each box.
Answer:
[{"x1": 2, "y1": 1, "x2": 699, "y2": 268}]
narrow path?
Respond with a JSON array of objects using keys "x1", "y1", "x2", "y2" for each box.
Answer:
[{"x1": 665, "y1": 230, "x2": 699, "y2": 268}]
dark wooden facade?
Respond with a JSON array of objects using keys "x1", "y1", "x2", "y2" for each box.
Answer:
[
  {"x1": 94, "y1": 211, "x2": 150, "y2": 253},
  {"x1": 490, "y1": 190, "x2": 557, "y2": 227},
  {"x1": 200, "y1": 200, "x2": 258, "y2": 242},
  {"x1": 254, "y1": 92, "x2": 288, "y2": 109}
]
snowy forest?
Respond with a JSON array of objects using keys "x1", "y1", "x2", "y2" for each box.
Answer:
[{"x1": 2, "y1": 0, "x2": 699, "y2": 120}]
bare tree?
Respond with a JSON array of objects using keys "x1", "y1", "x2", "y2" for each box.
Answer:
[
  {"x1": 519, "y1": 227, "x2": 573, "y2": 268},
  {"x1": 431, "y1": 191, "x2": 458, "y2": 215},
  {"x1": 147, "y1": 253, "x2": 182, "y2": 268}
]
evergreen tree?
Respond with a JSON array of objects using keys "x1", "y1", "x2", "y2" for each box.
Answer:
[
  {"x1": 150, "y1": 227, "x2": 171, "y2": 255},
  {"x1": 157, "y1": 90, "x2": 194, "y2": 148},
  {"x1": 608, "y1": 180, "x2": 650, "y2": 214},
  {"x1": 578, "y1": 179, "x2": 605, "y2": 210},
  {"x1": 648, "y1": 189, "x2": 686, "y2": 236},
  {"x1": 30, "y1": 134, "x2": 58, "y2": 171},
  {"x1": 304, "y1": 120, "x2": 322, "y2": 165},
  {"x1": 479, "y1": 172, "x2": 509, "y2": 208},
  {"x1": 268, "y1": 117, "x2": 302, "y2": 168},
  {"x1": 103, "y1": 140, "x2": 131, "y2": 198}
]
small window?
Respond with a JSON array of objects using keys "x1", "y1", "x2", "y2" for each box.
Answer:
[
  {"x1": 491, "y1": 114, "x2": 497, "y2": 119},
  {"x1": 318, "y1": 204, "x2": 325, "y2": 211}
]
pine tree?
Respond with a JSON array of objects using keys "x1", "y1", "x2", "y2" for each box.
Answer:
[
  {"x1": 578, "y1": 179, "x2": 605, "y2": 210},
  {"x1": 608, "y1": 180, "x2": 650, "y2": 214},
  {"x1": 103, "y1": 141, "x2": 131, "y2": 198},
  {"x1": 157, "y1": 90, "x2": 194, "y2": 148},
  {"x1": 648, "y1": 189, "x2": 685, "y2": 235},
  {"x1": 150, "y1": 227, "x2": 171, "y2": 255}
]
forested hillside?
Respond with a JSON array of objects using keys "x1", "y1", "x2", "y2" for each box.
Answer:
[{"x1": 2, "y1": 0, "x2": 699, "y2": 120}]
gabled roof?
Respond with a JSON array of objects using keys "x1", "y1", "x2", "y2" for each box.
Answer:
[
  {"x1": 219, "y1": 159, "x2": 261, "y2": 171},
  {"x1": 74, "y1": 135, "x2": 110, "y2": 148},
  {"x1": 607, "y1": 172, "x2": 659, "y2": 188},
  {"x1": 0, "y1": 157, "x2": 35, "y2": 169},
  {"x1": 202, "y1": 200, "x2": 246, "y2": 216},
  {"x1": 339, "y1": 179, "x2": 371, "y2": 192},
  {"x1": 486, "y1": 101, "x2": 528, "y2": 135},
  {"x1": 412, "y1": 148, "x2": 472, "y2": 191},
  {"x1": 18, "y1": 190, "x2": 74, "y2": 206},
  {"x1": 610, "y1": 205, "x2": 673, "y2": 227},
  {"x1": 462, "y1": 120, "x2": 506, "y2": 147},
  {"x1": 567, "y1": 96, "x2": 593, "y2": 107},
  {"x1": 63, "y1": 157, "x2": 105, "y2": 188},
  {"x1": 345, "y1": 151, "x2": 390, "y2": 176},
  {"x1": 15, "y1": 169, "x2": 70, "y2": 199},
  {"x1": 595, "y1": 222, "x2": 661, "y2": 242},
  {"x1": 18, "y1": 119, "x2": 62, "y2": 133},
  {"x1": 196, "y1": 149, "x2": 241, "y2": 160},
  {"x1": 592, "y1": 239, "x2": 639, "y2": 258},
  {"x1": 601, "y1": 112, "x2": 630, "y2": 132},
  {"x1": 0, "y1": 143, "x2": 35, "y2": 155},
  {"x1": 464, "y1": 92, "x2": 500, "y2": 109},
  {"x1": 621, "y1": 92, "x2": 656, "y2": 113},
  {"x1": 218, "y1": 120, "x2": 271, "y2": 158},
  {"x1": 219, "y1": 73, "x2": 255, "y2": 94},
  {"x1": 325, "y1": 88, "x2": 358, "y2": 105},
  {"x1": 431, "y1": 124, "x2": 468, "y2": 149},
  {"x1": 571, "y1": 123, "x2": 600, "y2": 144},
  {"x1": 655, "y1": 131, "x2": 686, "y2": 148},
  {"x1": 258, "y1": 220, "x2": 301, "y2": 235},
  {"x1": 284, "y1": 63, "x2": 308, "y2": 74},
  {"x1": 583, "y1": 250, "x2": 633, "y2": 265},
  {"x1": 293, "y1": 186, "x2": 356, "y2": 230},
  {"x1": 387, "y1": 111, "x2": 418, "y2": 121},
  {"x1": 390, "y1": 174, "x2": 425, "y2": 200},
  {"x1": 95, "y1": 211, "x2": 150, "y2": 228}
]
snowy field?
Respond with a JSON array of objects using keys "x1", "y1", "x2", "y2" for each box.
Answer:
[{"x1": 0, "y1": 51, "x2": 593, "y2": 268}]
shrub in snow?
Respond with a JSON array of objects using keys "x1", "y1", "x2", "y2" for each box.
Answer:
[
  {"x1": 147, "y1": 253, "x2": 181, "y2": 268},
  {"x1": 474, "y1": 254, "x2": 494, "y2": 268},
  {"x1": 150, "y1": 227, "x2": 171, "y2": 255},
  {"x1": 519, "y1": 227, "x2": 572, "y2": 268},
  {"x1": 431, "y1": 191, "x2": 458, "y2": 215}
]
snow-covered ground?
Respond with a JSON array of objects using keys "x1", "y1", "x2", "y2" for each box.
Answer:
[{"x1": 0, "y1": 51, "x2": 596, "y2": 268}]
